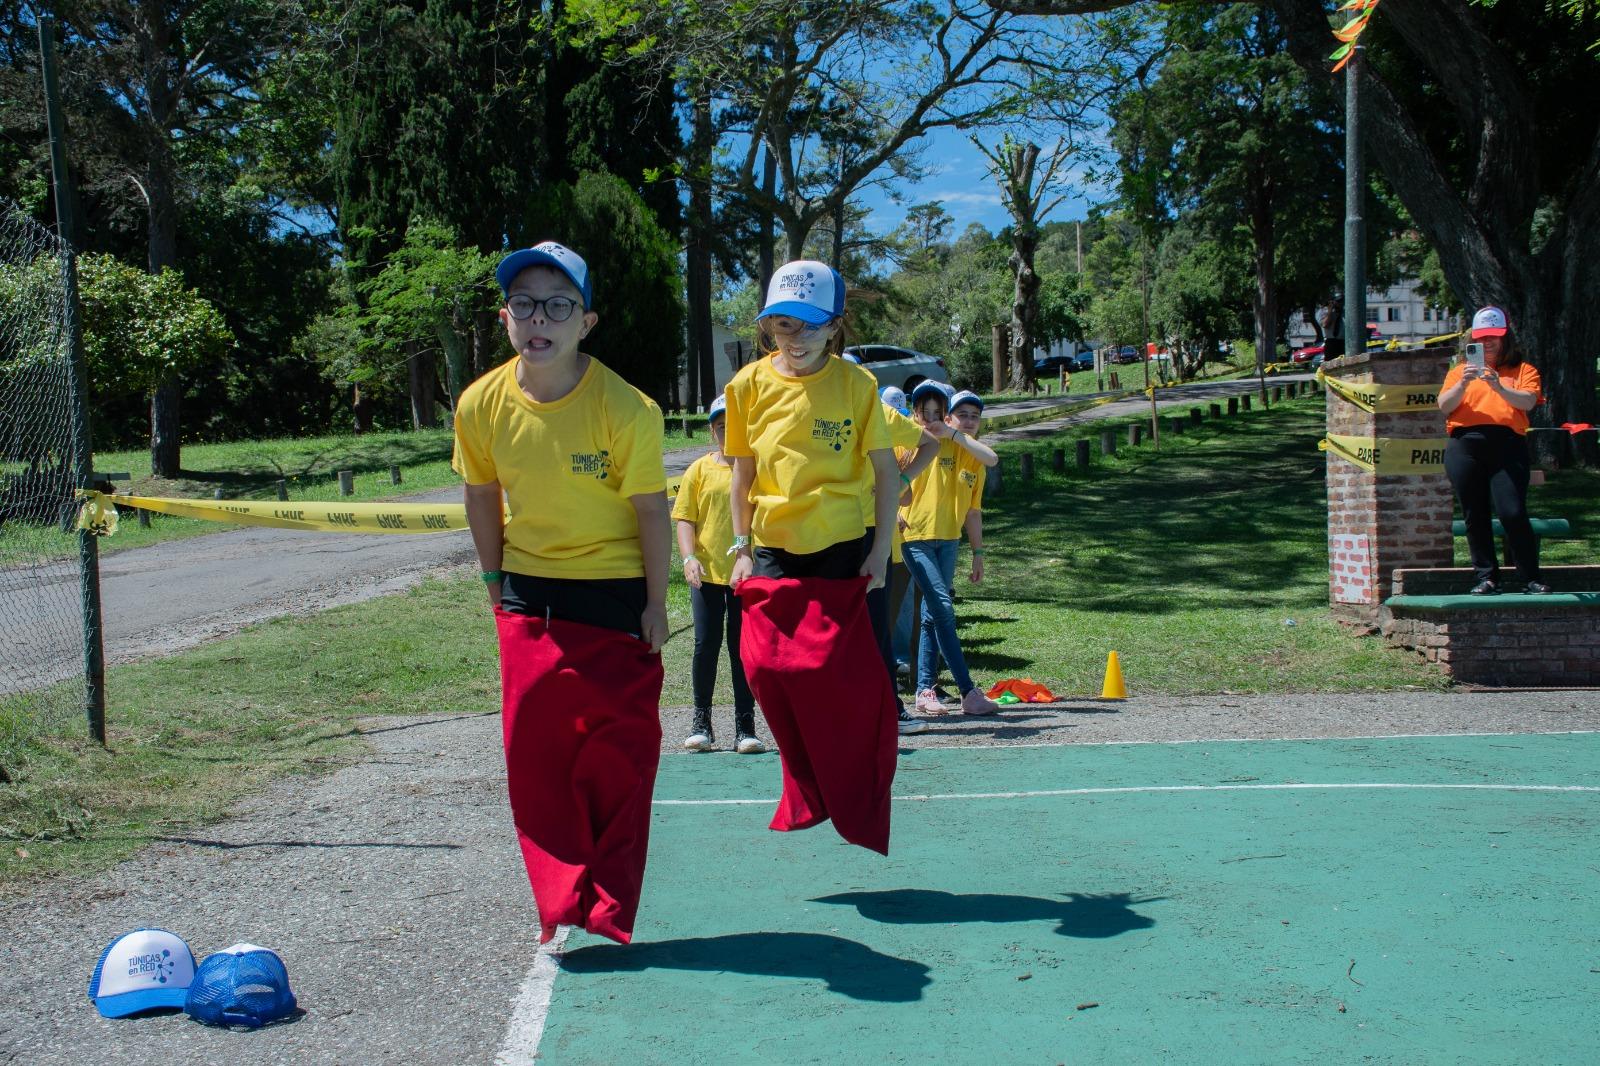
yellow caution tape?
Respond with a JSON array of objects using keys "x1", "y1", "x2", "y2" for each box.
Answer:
[
  {"x1": 1318, "y1": 433, "x2": 1448, "y2": 475},
  {"x1": 1316, "y1": 369, "x2": 1441, "y2": 413},
  {"x1": 78, "y1": 478, "x2": 686, "y2": 536}
]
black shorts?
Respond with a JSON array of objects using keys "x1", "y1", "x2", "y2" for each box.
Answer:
[
  {"x1": 499, "y1": 572, "x2": 647, "y2": 636},
  {"x1": 752, "y1": 533, "x2": 872, "y2": 580}
]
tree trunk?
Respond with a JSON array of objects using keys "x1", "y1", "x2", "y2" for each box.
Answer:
[
  {"x1": 472, "y1": 308, "x2": 499, "y2": 379},
  {"x1": 685, "y1": 86, "x2": 716, "y2": 411},
  {"x1": 145, "y1": 146, "x2": 182, "y2": 477},
  {"x1": 758, "y1": 145, "x2": 777, "y2": 293},
  {"x1": 407, "y1": 342, "x2": 438, "y2": 429},
  {"x1": 352, "y1": 384, "x2": 374, "y2": 435},
  {"x1": 437, "y1": 321, "x2": 469, "y2": 417},
  {"x1": 1249, "y1": 178, "x2": 1278, "y2": 375},
  {"x1": 1008, "y1": 228, "x2": 1041, "y2": 393},
  {"x1": 149, "y1": 376, "x2": 181, "y2": 478}
]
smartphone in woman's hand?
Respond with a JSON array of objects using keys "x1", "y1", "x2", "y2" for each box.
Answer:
[{"x1": 1465, "y1": 342, "x2": 1485, "y2": 368}]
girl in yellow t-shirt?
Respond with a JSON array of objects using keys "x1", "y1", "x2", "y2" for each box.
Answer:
[
  {"x1": 673, "y1": 395, "x2": 764, "y2": 755},
  {"x1": 903, "y1": 381, "x2": 1001, "y2": 717},
  {"x1": 721, "y1": 259, "x2": 900, "y2": 855}
]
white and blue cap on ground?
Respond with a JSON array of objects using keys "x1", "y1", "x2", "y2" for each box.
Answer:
[
  {"x1": 495, "y1": 242, "x2": 592, "y2": 306},
  {"x1": 879, "y1": 385, "x2": 909, "y2": 414},
  {"x1": 708, "y1": 394, "x2": 727, "y2": 424},
  {"x1": 88, "y1": 928, "x2": 198, "y2": 1018},
  {"x1": 184, "y1": 943, "x2": 298, "y2": 1029},
  {"x1": 950, "y1": 389, "x2": 984, "y2": 413},
  {"x1": 910, "y1": 380, "x2": 950, "y2": 410},
  {"x1": 758, "y1": 259, "x2": 845, "y2": 324}
]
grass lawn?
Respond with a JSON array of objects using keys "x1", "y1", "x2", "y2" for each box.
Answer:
[{"x1": 3, "y1": 391, "x2": 1595, "y2": 887}]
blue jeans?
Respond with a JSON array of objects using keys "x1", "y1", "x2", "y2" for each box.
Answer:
[
  {"x1": 892, "y1": 566, "x2": 914, "y2": 665},
  {"x1": 904, "y1": 539, "x2": 973, "y2": 695}
]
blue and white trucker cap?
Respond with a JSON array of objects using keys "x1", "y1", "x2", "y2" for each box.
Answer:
[
  {"x1": 758, "y1": 260, "x2": 845, "y2": 324},
  {"x1": 949, "y1": 389, "x2": 984, "y2": 412},
  {"x1": 88, "y1": 928, "x2": 197, "y2": 1018},
  {"x1": 185, "y1": 943, "x2": 298, "y2": 1029},
  {"x1": 708, "y1": 394, "x2": 727, "y2": 423},
  {"x1": 879, "y1": 385, "x2": 909, "y2": 414},
  {"x1": 495, "y1": 242, "x2": 593, "y2": 306}
]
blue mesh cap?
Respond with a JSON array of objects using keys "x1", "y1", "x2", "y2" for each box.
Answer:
[{"x1": 184, "y1": 944, "x2": 298, "y2": 1029}]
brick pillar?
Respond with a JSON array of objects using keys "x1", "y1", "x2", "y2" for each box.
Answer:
[{"x1": 1324, "y1": 347, "x2": 1455, "y2": 625}]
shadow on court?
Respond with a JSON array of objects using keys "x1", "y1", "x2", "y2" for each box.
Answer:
[
  {"x1": 559, "y1": 932, "x2": 933, "y2": 1002},
  {"x1": 812, "y1": 889, "x2": 1162, "y2": 939}
]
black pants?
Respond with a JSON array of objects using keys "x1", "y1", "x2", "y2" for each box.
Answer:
[
  {"x1": 1444, "y1": 426, "x2": 1540, "y2": 584},
  {"x1": 752, "y1": 532, "x2": 901, "y2": 712},
  {"x1": 690, "y1": 582, "x2": 755, "y2": 719},
  {"x1": 499, "y1": 572, "x2": 646, "y2": 635}
]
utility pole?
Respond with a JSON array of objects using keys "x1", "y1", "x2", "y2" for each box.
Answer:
[
  {"x1": 1343, "y1": 46, "x2": 1367, "y2": 360},
  {"x1": 40, "y1": 16, "x2": 106, "y2": 744}
]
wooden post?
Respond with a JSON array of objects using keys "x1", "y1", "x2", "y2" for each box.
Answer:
[
  {"x1": 1170, "y1": 416, "x2": 1184, "y2": 435},
  {"x1": 682, "y1": 415, "x2": 693, "y2": 437},
  {"x1": 1128, "y1": 423, "x2": 1143, "y2": 447},
  {"x1": 992, "y1": 324, "x2": 1009, "y2": 393},
  {"x1": 389, "y1": 465, "x2": 402, "y2": 485},
  {"x1": 1100, "y1": 429, "x2": 1116, "y2": 457},
  {"x1": 137, "y1": 508, "x2": 150, "y2": 528},
  {"x1": 338, "y1": 469, "x2": 354, "y2": 496},
  {"x1": 1227, "y1": 397, "x2": 1239, "y2": 416},
  {"x1": 1051, "y1": 447, "x2": 1065, "y2": 474},
  {"x1": 1019, "y1": 453, "x2": 1034, "y2": 481},
  {"x1": 1272, "y1": 386, "x2": 1283, "y2": 403},
  {"x1": 1189, "y1": 407, "x2": 1203, "y2": 427},
  {"x1": 1209, "y1": 403, "x2": 1222, "y2": 419},
  {"x1": 275, "y1": 479, "x2": 288, "y2": 501},
  {"x1": 1242, "y1": 394, "x2": 1252, "y2": 412},
  {"x1": 1075, "y1": 439, "x2": 1091, "y2": 471},
  {"x1": 991, "y1": 457, "x2": 1005, "y2": 494}
]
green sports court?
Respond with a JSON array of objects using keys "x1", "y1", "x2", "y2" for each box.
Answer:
[{"x1": 523, "y1": 730, "x2": 1600, "y2": 1064}]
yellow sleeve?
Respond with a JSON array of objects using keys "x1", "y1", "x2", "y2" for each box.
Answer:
[
  {"x1": 886, "y1": 407, "x2": 924, "y2": 449},
  {"x1": 858, "y1": 379, "x2": 892, "y2": 453},
  {"x1": 723, "y1": 380, "x2": 752, "y2": 458},
  {"x1": 451, "y1": 395, "x2": 497, "y2": 485},
  {"x1": 671, "y1": 459, "x2": 702, "y2": 522},
  {"x1": 615, "y1": 400, "x2": 667, "y2": 496}
]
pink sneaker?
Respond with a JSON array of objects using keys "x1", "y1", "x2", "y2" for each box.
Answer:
[
  {"x1": 915, "y1": 688, "x2": 946, "y2": 714},
  {"x1": 960, "y1": 688, "x2": 1001, "y2": 716}
]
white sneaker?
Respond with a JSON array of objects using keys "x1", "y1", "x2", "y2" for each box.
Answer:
[
  {"x1": 898, "y1": 710, "x2": 928, "y2": 735},
  {"x1": 683, "y1": 731, "x2": 714, "y2": 752},
  {"x1": 915, "y1": 688, "x2": 946, "y2": 714},
  {"x1": 735, "y1": 735, "x2": 767, "y2": 755}
]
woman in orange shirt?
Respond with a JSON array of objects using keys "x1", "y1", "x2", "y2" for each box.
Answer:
[{"x1": 1436, "y1": 305, "x2": 1549, "y2": 595}]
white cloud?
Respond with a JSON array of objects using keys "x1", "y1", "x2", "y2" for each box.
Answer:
[{"x1": 925, "y1": 190, "x2": 1004, "y2": 208}]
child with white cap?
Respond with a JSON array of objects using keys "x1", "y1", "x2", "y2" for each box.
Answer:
[
  {"x1": 674, "y1": 394, "x2": 764, "y2": 754},
  {"x1": 453, "y1": 241, "x2": 670, "y2": 945}
]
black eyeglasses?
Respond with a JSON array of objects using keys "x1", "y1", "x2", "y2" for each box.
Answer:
[{"x1": 506, "y1": 295, "x2": 579, "y2": 322}]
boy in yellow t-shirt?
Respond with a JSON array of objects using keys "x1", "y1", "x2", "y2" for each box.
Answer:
[
  {"x1": 722, "y1": 259, "x2": 900, "y2": 855},
  {"x1": 673, "y1": 394, "x2": 764, "y2": 755},
  {"x1": 452, "y1": 242, "x2": 669, "y2": 946},
  {"x1": 903, "y1": 381, "x2": 1001, "y2": 717}
]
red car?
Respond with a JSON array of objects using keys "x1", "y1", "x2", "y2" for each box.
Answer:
[{"x1": 1291, "y1": 325, "x2": 1381, "y2": 363}]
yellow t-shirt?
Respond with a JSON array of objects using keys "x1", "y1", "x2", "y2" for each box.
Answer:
[
  {"x1": 903, "y1": 437, "x2": 986, "y2": 543},
  {"x1": 723, "y1": 355, "x2": 892, "y2": 554},
  {"x1": 451, "y1": 356, "x2": 666, "y2": 579},
  {"x1": 671, "y1": 452, "x2": 736, "y2": 586},
  {"x1": 954, "y1": 457, "x2": 985, "y2": 527},
  {"x1": 883, "y1": 406, "x2": 925, "y2": 565}
]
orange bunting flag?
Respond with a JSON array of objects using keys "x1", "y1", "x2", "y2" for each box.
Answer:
[{"x1": 1330, "y1": 0, "x2": 1382, "y2": 71}]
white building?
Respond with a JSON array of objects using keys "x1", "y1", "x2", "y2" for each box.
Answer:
[
  {"x1": 1287, "y1": 277, "x2": 1462, "y2": 349},
  {"x1": 678, "y1": 323, "x2": 756, "y2": 412}
]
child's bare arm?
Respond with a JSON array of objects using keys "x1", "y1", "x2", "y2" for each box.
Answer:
[
  {"x1": 464, "y1": 481, "x2": 506, "y2": 606},
  {"x1": 631, "y1": 492, "x2": 671, "y2": 652}
]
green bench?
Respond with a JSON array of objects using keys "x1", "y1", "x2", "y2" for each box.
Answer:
[{"x1": 1450, "y1": 517, "x2": 1572, "y2": 568}]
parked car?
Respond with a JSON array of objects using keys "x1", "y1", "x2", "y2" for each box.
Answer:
[
  {"x1": 1110, "y1": 345, "x2": 1142, "y2": 364},
  {"x1": 1070, "y1": 351, "x2": 1096, "y2": 372},
  {"x1": 1292, "y1": 324, "x2": 1381, "y2": 363},
  {"x1": 1034, "y1": 352, "x2": 1075, "y2": 375},
  {"x1": 841, "y1": 344, "x2": 948, "y2": 391}
]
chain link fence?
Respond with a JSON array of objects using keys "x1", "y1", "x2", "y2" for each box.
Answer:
[{"x1": 0, "y1": 198, "x2": 88, "y2": 757}]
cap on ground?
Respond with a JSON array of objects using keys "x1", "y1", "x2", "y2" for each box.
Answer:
[
  {"x1": 950, "y1": 389, "x2": 984, "y2": 413},
  {"x1": 758, "y1": 260, "x2": 844, "y2": 324},
  {"x1": 496, "y1": 242, "x2": 592, "y2": 306},
  {"x1": 1470, "y1": 305, "x2": 1509, "y2": 339},
  {"x1": 88, "y1": 928, "x2": 198, "y2": 1018},
  {"x1": 184, "y1": 943, "x2": 298, "y2": 1029}
]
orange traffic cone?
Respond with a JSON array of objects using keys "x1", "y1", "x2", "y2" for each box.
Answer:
[{"x1": 1100, "y1": 651, "x2": 1128, "y2": 700}]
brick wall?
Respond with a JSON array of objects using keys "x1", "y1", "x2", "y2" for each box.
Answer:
[{"x1": 1323, "y1": 347, "x2": 1455, "y2": 624}]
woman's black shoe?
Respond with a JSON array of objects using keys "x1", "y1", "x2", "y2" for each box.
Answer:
[
  {"x1": 1469, "y1": 579, "x2": 1499, "y2": 595},
  {"x1": 1524, "y1": 581, "x2": 1553, "y2": 595}
]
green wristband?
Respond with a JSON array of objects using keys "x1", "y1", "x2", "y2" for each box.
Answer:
[
  {"x1": 971, "y1": 549, "x2": 985, "y2": 557},
  {"x1": 481, "y1": 570, "x2": 504, "y2": 584}
]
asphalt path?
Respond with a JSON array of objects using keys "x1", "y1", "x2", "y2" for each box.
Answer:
[{"x1": 1, "y1": 373, "x2": 1311, "y2": 688}]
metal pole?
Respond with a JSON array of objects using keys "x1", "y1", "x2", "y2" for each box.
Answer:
[
  {"x1": 1343, "y1": 46, "x2": 1367, "y2": 360},
  {"x1": 40, "y1": 16, "x2": 106, "y2": 745}
]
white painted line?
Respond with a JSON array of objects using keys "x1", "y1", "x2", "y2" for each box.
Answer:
[
  {"x1": 907, "y1": 728, "x2": 1600, "y2": 751},
  {"x1": 653, "y1": 782, "x2": 1600, "y2": 807},
  {"x1": 496, "y1": 926, "x2": 569, "y2": 1066}
]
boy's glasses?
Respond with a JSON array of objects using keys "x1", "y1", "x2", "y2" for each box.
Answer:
[
  {"x1": 506, "y1": 295, "x2": 579, "y2": 322},
  {"x1": 764, "y1": 316, "x2": 828, "y2": 338}
]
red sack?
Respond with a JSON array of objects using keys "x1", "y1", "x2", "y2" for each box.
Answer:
[
  {"x1": 736, "y1": 576, "x2": 898, "y2": 855},
  {"x1": 496, "y1": 609, "x2": 664, "y2": 945}
]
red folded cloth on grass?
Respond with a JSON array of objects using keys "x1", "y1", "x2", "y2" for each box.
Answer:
[
  {"x1": 496, "y1": 609, "x2": 664, "y2": 945},
  {"x1": 737, "y1": 576, "x2": 898, "y2": 855},
  {"x1": 986, "y1": 677, "x2": 1057, "y2": 703}
]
